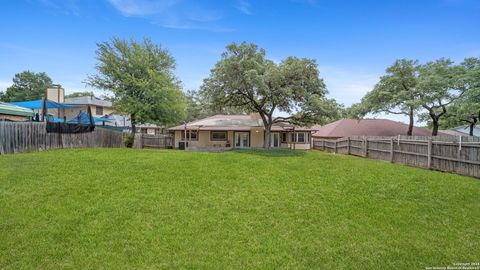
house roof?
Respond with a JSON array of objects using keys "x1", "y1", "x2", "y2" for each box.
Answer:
[
  {"x1": 312, "y1": 119, "x2": 433, "y2": 138},
  {"x1": 440, "y1": 129, "x2": 470, "y2": 136},
  {"x1": 449, "y1": 125, "x2": 480, "y2": 136},
  {"x1": 64, "y1": 96, "x2": 113, "y2": 107},
  {"x1": 169, "y1": 114, "x2": 313, "y2": 131},
  {"x1": 0, "y1": 102, "x2": 34, "y2": 117}
]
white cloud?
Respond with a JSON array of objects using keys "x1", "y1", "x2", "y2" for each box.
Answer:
[
  {"x1": 38, "y1": 0, "x2": 81, "y2": 16},
  {"x1": 235, "y1": 0, "x2": 252, "y2": 15},
  {"x1": 107, "y1": 0, "x2": 234, "y2": 32},
  {"x1": 107, "y1": 0, "x2": 179, "y2": 17}
]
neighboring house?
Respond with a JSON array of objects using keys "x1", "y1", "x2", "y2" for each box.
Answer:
[
  {"x1": 43, "y1": 84, "x2": 114, "y2": 119},
  {"x1": 169, "y1": 114, "x2": 313, "y2": 150},
  {"x1": 63, "y1": 96, "x2": 114, "y2": 118},
  {"x1": 137, "y1": 124, "x2": 166, "y2": 135},
  {"x1": 312, "y1": 119, "x2": 433, "y2": 139},
  {"x1": 0, "y1": 102, "x2": 34, "y2": 122},
  {"x1": 103, "y1": 114, "x2": 165, "y2": 134}
]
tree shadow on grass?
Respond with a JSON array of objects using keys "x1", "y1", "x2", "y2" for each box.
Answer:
[{"x1": 233, "y1": 148, "x2": 307, "y2": 157}]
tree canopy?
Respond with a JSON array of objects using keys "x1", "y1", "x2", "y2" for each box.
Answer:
[
  {"x1": 183, "y1": 89, "x2": 245, "y2": 122},
  {"x1": 86, "y1": 37, "x2": 186, "y2": 144},
  {"x1": 415, "y1": 59, "x2": 465, "y2": 135},
  {"x1": 355, "y1": 57, "x2": 479, "y2": 136},
  {"x1": 200, "y1": 42, "x2": 336, "y2": 148},
  {"x1": 358, "y1": 59, "x2": 420, "y2": 135},
  {"x1": 0, "y1": 71, "x2": 53, "y2": 102},
  {"x1": 437, "y1": 58, "x2": 480, "y2": 135}
]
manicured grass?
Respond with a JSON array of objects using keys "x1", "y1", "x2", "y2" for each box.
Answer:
[{"x1": 0, "y1": 149, "x2": 479, "y2": 269}]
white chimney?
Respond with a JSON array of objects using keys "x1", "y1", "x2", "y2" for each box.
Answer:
[{"x1": 46, "y1": 84, "x2": 65, "y2": 103}]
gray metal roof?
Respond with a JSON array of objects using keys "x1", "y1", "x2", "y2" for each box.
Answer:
[{"x1": 64, "y1": 96, "x2": 112, "y2": 107}]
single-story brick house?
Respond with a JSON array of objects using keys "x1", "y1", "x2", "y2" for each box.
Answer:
[{"x1": 169, "y1": 114, "x2": 313, "y2": 150}]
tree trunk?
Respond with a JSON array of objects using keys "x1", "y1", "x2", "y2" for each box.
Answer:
[
  {"x1": 432, "y1": 118, "x2": 439, "y2": 136},
  {"x1": 469, "y1": 117, "x2": 477, "y2": 136},
  {"x1": 407, "y1": 107, "x2": 414, "y2": 136},
  {"x1": 130, "y1": 113, "x2": 136, "y2": 148},
  {"x1": 264, "y1": 125, "x2": 271, "y2": 149}
]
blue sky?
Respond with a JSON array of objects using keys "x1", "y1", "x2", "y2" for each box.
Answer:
[{"x1": 1, "y1": 0, "x2": 479, "y2": 123}]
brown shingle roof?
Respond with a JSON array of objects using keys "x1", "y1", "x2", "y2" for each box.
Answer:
[{"x1": 312, "y1": 119, "x2": 433, "y2": 138}]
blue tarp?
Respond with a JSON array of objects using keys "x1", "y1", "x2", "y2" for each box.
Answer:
[
  {"x1": 67, "y1": 112, "x2": 113, "y2": 124},
  {"x1": 10, "y1": 99, "x2": 76, "y2": 109},
  {"x1": 45, "y1": 115, "x2": 66, "y2": 123}
]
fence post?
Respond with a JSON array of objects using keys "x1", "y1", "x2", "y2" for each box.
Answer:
[
  {"x1": 139, "y1": 134, "x2": 144, "y2": 149},
  {"x1": 457, "y1": 136, "x2": 462, "y2": 161},
  {"x1": 364, "y1": 137, "x2": 368, "y2": 157},
  {"x1": 347, "y1": 137, "x2": 350, "y2": 155},
  {"x1": 427, "y1": 138, "x2": 432, "y2": 169},
  {"x1": 390, "y1": 137, "x2": 394, "y2": 163},
  {"x1": 334, "y1": 140, "x2": 337, "y2": 153}
]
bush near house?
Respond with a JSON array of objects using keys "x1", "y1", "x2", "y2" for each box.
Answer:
[{"x1": 0, "y1": 149, "x2": 478, "y2": 269}]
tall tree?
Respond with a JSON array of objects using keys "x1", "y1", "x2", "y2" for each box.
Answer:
[
  {"x1": 87, "y1": 37, "x2": 186, "y2": 145},
  {"x1": 357, "y1": 59, "x2": 420, "y2": 135},
  {"x1": 200, "y1": 42, "x2": 332, "y2": 148},
  {"x1": 416, "y1": 59, "x2": 465, "y2": 136},
  {"x1": 0, "y1": 71, "x2": 53, "y2": 102},
  {"x1": 184, "y1": 90, "x2": 211, "y2": 122},
  {"x1": 440, "y1": 58, "x2": 480, "y2": 135}
]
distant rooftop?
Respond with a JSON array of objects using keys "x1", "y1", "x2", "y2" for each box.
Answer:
[
  {"x1": 312, "y1": 119, "x2": 433, "y2": 138},
  {"x1": 64, "y1": 96, "x2": 112, "y2": 107},
  {"x1": 448, "y1": 125, "x2": 480, "y2": 137}
]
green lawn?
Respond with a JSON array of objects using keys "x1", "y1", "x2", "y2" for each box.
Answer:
[{"x1": 0, "y1": 149, "x2": 479, "y2": 269}]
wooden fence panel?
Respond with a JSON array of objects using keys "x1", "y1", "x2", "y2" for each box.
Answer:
[
  {"x1": 0, "y1": 122, "x2": 124, "y2": 154},
  {"x1": 135, "y1": 134, "x2": 173, "y2": 149},
  {"x1": 313, "y1": 135, "x2": 480, "y2": 179}
]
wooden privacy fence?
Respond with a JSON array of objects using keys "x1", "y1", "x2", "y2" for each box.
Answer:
[
  {"x1": 0, "y1": 122, "x2": 124, "y2": 154},
  {"x1": 134, "y1": 133, "x2": 173, "y2": 149},
  {"x1": 313, "y1": 135, "x2": 480, "y2": 178}
]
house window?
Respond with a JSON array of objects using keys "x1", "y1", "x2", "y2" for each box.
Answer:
[
  {"x1": 96, "y1": 106, "x2": 103, "y2": 115},
  {"x1": 281, "y1": 132, "x2": 288, "y2": 143},
  {"x1": 181, "y1": 130, "x2": 198, "y2": 141},
  {"x1": 211, "y1": 131, "x2": 227, "y2": 141},
  {"x1": 291, "y1": 132, "x2": 307, "y2": 143},
  {"x1": 297, "y1": 132, "x2": 306, "y2": 143}
]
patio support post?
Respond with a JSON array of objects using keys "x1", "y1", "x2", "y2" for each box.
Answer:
[
  {"x1": 184, "y1": 123, "x2": 188, "y2": 151},
  {"x1": 293, "y1": 127, "x2": 296, "y2": 150}
]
